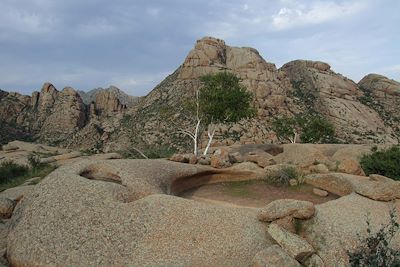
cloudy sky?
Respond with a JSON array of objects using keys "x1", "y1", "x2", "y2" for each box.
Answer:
[{"x1": 0, "y1": 0, "x2": 399, "y2": 96}]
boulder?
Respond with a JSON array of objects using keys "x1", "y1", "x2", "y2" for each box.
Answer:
[
  {"x1": 258, "y1": 199, "x2": 315, "y2": 222},
  {"x1": 245, "y1": 151, "x2": 276, "y2": 168},
  {"x1": 309, "y1": 164, "x2": 329, "y2": 174},
  {"x1": 252, "y1": 245, "x2": 301, "y2": 267},
  {"x1": 7, "y1": 159, "x2": 272, "y2": 266},
  {"x1": 267, "y1": 223, "x2": 315, "y2": 262},
  {"x1": 301, "y1": 194, "x2": 400, "y2": 267},
  {"x1": 0, "y1": 197, "x2": 16, "y2": 219},
  {"x1": 305, "y1": 173, "x2": 367, "y2": 196},
  {"x1": 337, "y1": 159, "x2": 365, "y2": 176},
  {"x1": 210, "y1": 148, "x2": 231, "y2": 168},
  {"x1": 228, "y1": 152, "x2": 243, "y2": 163},
  {"x1": 169, "y1": 153, "x2": 197, "y2": 164},
  {"x1": 313, "y1": 188, "x2": 328, "y2": 197},
  {"x1": 354, "y1": 180, "x2": 400, "y2": 201}
]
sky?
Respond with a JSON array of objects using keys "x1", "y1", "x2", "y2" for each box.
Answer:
[{"x1": 0, "y1": 0, "x2": 399, "y2": 96}]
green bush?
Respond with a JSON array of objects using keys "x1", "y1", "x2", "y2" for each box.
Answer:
[
  {"x1": 271, "y1": 114, "x2": 336, "y2": 144},
  {"x1": 0, "y1": 161, "x2": 29, "y2": 184},
  {"x1": 266, "y1": 166, "x2": 303, "y2": 186},
  {"x1": 347, "y1": 208, "x2": 400, "y2": 266},
  {"x1": 360, "y1": 146, "x2": 400, "y2": 180}
]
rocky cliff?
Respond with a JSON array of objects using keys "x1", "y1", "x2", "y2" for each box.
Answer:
[
  {"x1": 0, "y1": 37, "x2": 399, "y2": 151},
  {"x1": 281, "y1": 61, "x2": 396, "y2": 143},
  {"x1": 78, "y1": 86, "x2": 139, "y2": 108},
  {"x1": 0, "y1": 83, "x2": 127, "y2": 149}
]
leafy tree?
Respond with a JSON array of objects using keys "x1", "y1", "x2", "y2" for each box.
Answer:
[
  {"x1": 198, "y1": 72, "x2": 255, "y2": 154},
  {"x1": 179, "y1": 72, "x2": 255, "y2": 155},
  {"x1": 301, "y1": 116, "x2": 336, "y2": 143},
  {"x1": 271, "y1": 115, "x2": 299, "y2": 143},
  {"x1": 272, "y1": 114, "x2": 336, "y2": 144}
]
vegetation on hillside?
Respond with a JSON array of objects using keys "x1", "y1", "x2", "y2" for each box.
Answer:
[
  {"x1": 0, "y1": 154, "x2": 56, "y2": 191},
  {"x1": 272, "y1": 114, "x2": 336, "y2": 144},
  {"x1": 360, "y1": 146, "x2": 400, "y2": 180}
]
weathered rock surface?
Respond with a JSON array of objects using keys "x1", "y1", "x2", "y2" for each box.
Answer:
[
  {"x1": 78, "y1": 86, "x2": 138, "y2": 108},
  {"x1": 305, "y1": 172, "x2": 400, "y2": 201},
  {"x1": 358, "y1": 74, "x2": 400, "y2": 138},
  {"x1": 7, "y1": 159, "x2": 271, "y2": 266},
  {"x1": 0, "y1": 185, "x2": 35, "y2": 202},
  {"x1": 303, "y1": 254, "x2": 325, "y2": 267},
  {"x1": 281, "y1": 60, "x2": 396, "y2": 143},
  {"x1": 0, "y1": 198, "x2": 16, "y2": 219},
  {"x1": 258, "y1": 199, "x2": 315, "y2": 222},
  {"x1": 301, "y1": 194, "x2": 400, "y2": 267},
  {"x1": 252, "y1": 245, "x2": 301, "y2": 267},
  {"x1": 268, "y1": 223, "x2": 315, "y2": 262}
]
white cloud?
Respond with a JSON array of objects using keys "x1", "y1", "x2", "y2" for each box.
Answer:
[
  {"x1": 271, "y1": 1, "x2": 366, "y2": 30},
  {"x1": 0, "y1": 5, "x2": 55, "y2": 35}
]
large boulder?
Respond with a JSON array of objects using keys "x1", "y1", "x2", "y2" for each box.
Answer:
[
  {"x1": 301, "y1": 194, "x2": 400, "y2": 267},
  {"x1": 258, "y1": 199, "x2": 315, "y2": 222},
  {"x1": 305, "y1": 172, "x2": 400, "y2": 201},
  {"x1": 268, "y1": 223, "x2": 315, "y2": 262},
  {"x1": 6, "y1": 159, "x2": 271, "y2": 266}
]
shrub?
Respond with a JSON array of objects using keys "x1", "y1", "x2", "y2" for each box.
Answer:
[
  {"x1": 27, "y1": 153, "x2": 41, "y2": 170},
  {"x1": 266, "y1": 166, "x2": 303, "y2": 186},
  {"x1": 360, "y1": 146, "x2": 400, "y2": 180},
  {"x1": 271, "y1": 114, "x2": 336, "y2": 144},
  {"x1": 347, "y1": 208, "x2": 400, "y2": 266},
  {"x1": 0, "y1": 160, "x2": 29, "y2": 184}
]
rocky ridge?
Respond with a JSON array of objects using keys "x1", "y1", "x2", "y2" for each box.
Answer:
[{"x1": 1, "y1": 37, "x2": 399, "y2": 152}]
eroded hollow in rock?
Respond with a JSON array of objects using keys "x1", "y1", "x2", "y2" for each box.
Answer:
[
  {"x1": 169, "y1": 170, "x2": 256, "y2": 195},
  {"x1": 179, "y1": 181, "x2": 339, "y2": 207},
  {"x1": 80, "y1": 165, "x2": 123, "y2": 185}
]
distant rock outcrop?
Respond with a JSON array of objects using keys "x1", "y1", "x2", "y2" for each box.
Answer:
[
  {"x1": 358, "y1": 74, "x2": 400, "y2": 136},
  {"x1": 281, "y1": 60, "x2": 396, "y2": 143},
  {"x1": 78, "y1": 86, "x2": 138, "y2": 108}
]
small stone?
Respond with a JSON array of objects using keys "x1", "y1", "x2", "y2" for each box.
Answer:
[
  {"x1": 0, "y1": 197, "x2": 16, "y2": 219},
  {"x1": 289, "y1": 179, "x2": 298, "y2": 186},
  {"x1": 337, "y1": 159, "x2": 365, "y2": 176},
  {"x1": 252, "y1": 245, "x2": 301, "y2": 267},
  {"x1": 268, "y1": 223, "x2": 315, "y2": 263},
  {"x1": 258, "y1": 199, "x2": 315, "y2": 222},
  {"x1": 313, "y1": 188, "x2": 328, "y2": 197}
]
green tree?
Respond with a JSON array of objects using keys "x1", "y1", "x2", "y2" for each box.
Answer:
[
  {"x1": 272, "y1": 114, "x2": 336, "y2": 144},
  {"x1": 301, "y1": 116, "x2": 336, "y2": 143},
  {"x1": 271, "y1": 115, "x2": 299, "y2": 143},
  {"x1": 179, "y1": 72, "x2": 255, "y2": 155},
  {"x1": 199, "y1": 72, "x2": 255, "y2": 155}
]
